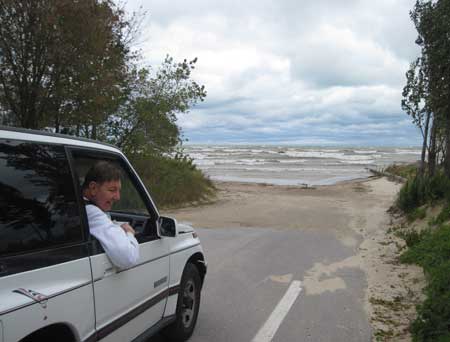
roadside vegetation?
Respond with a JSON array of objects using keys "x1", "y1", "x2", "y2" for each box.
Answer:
[
  {"x1": 132, "y1": 153, "x2": 216, "y2": 208},
  {"x1": 390, "y1": 164, "x2": 450, "y2": 341},
  {"x1": 389, "y1": 0, "x2": 450, "y2": 340},
  {"x1": 0, "y1": 0, "x2": 215, "y2": 207}
]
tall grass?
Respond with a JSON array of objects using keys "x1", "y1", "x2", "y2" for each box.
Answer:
[
  {"x1": 397, "y1": 171, "x2": 450, "y2": 213},
  {"x1": 400, "y1": 225, "x2": 450, "y2": 341},
  {"x1": 130, "y1": 153, "x2": 216, "y2": 208},
  {"x1": 385, "y1": 163, "x2": 418, "y2": 179},
  {"x1": 396, "y1": 168, "x2": 450, "y2": 341}
]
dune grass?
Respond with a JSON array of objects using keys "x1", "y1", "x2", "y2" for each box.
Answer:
[
  {"x1": 394, "y1": 165, "x2": 450, "y2": 341},
  {"x1": 130, "y1": 153, "x2": 216, "y2": 208}
]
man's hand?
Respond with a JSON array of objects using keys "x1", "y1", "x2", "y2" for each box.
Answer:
[{"x1": 121, "y1": 223, "x2": 136, "y2": 235}]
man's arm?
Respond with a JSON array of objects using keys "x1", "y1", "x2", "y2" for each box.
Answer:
[{"x1": 86, "y1": 205, "x2": 140, "y2": 269}]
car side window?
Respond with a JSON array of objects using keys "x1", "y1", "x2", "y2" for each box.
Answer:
[
  {"x1": 71, "y1": 151, "x2": 158, "y2": 241},
  {"x1": 0, "y1": 140, "x2": 83, "y2": 257}
]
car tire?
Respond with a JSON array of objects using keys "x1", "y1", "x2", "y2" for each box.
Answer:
[{"x1": 162, "y1": 263, "x2": 201, "y2": 342}]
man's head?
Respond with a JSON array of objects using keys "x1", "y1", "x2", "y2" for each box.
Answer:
[{"x1": 82, "y1": 161, "x2": 122, "y2": 211}]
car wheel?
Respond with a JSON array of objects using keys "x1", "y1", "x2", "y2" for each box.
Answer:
[{"x1": 162, "y1": 263, "x2": 201, "y2": 342}]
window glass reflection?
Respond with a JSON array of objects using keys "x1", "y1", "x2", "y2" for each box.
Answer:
[{"x1": 0, "y1": 140, "x2": 82, "y2": 256}]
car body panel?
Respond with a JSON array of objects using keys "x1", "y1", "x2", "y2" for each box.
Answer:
[
  {"x1": 0, "y1": 258, "x2": 95, "y2": 342},
  {"x1": 163, "y1": 232, "x2": 205, "y2": 318},
  {"x1": 91, "y1": 238, "x2": 171, "y2": 342}
]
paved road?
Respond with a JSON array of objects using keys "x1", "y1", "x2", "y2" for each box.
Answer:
[{"x1": 151, "y1": 226, "x2": 371, "y2": 342}]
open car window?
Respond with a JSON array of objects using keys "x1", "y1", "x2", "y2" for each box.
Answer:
[{"x1": 70, "y1": 149, "x2": 158, "y2": 242}]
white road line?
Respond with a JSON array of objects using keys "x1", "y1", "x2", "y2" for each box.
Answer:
[{"x1": 252, "y1": 280, "x2": 303, "y2": 342}]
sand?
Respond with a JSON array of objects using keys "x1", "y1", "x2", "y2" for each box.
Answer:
[{"x1": 163, "y1": 176, "x2": 425, "y2": 341}]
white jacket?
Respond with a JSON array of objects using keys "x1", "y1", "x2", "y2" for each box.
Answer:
[{"x1": 85, "y1": 204, "x2": 140, "y2": 269}]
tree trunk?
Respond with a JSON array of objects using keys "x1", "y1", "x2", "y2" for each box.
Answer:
[
  {"x1": 54, "y1": 112, "x2": 60, "y2": 133},
  {"x1": 428, "y1": 119, "x2": 437, "y2": 177},
  {"x1": 420, "y1": 111, "x2": 431, "y2": 176},
  {"x1": 444, "y1": 120, "x2": 450, "y2": 178},
  {"x1": 92, "y1": 124, "x2": 97, "y2": 140}
]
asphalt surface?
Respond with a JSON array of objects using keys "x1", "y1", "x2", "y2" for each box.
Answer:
[{"x1": 150, "y1": 226, "x2": 371, "y2": 342}]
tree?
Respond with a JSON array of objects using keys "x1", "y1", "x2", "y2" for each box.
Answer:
[
  {"x1": 0, "y1": 0, "x2": 207, "y2": 159},
  {"x1": 424, "y1": 0, "x2": 450, "y2": 176},
  {"x1": 404, "y1": 0, "x2": 450, "y2": 176},
  {"x1": 0, "y1": 0, "x2": 130, "y2": 133},
  {"x1": 106, "y1": 56, "x2": 207, "y2": 156},
  {"x1": 402, "y1": 57, "x2": 431, "y2": 176}
]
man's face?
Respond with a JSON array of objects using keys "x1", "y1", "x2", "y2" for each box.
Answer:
[{"x1": 87, "y1": 179, "x2": 121, "y2": 211}]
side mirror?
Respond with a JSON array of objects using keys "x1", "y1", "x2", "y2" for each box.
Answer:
[{"x1": 159, "y1": 216, "x2": 177, "y2": 237}]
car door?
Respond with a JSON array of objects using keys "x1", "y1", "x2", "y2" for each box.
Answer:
[
  {"x1": 0, "y1": 139, "x2": 95, "y2": 342},
  {"x1": 69, "y1": 149, "x2": 170, "y2": 342}
]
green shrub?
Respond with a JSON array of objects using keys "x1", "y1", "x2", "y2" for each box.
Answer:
[
  {"x1": 430, "y1": 204, "x2": 450, "y2": 225},
  {"x1": 407, "y1": 207, "x2": 427, "y2": 222},
  {"x1": 400, "y1": 225, "x2": 450, "y2": 340},
  {"x1": 130, "y1": 153, "x2": 216, "y2": 208},
  {"x1": 400, "y1": 225, "x2": 450, "y2": 270},
  {"x1": 396, "y1": 229, "x2": 423, "y2": 247},
  {"x1": 411, "y1": 261, "x2": 450, "y2": 342},
  {"x1": 398, "y1": 172, "x2": 450, "y2": 340},
  {"x1": 397, "y1": 176, "x2": 431, "y2": 212},
  {"x1": 429, "y1": 172, "x2": 450, "y2": 201},
  {"x1": 385, "y1": 163, "x2": 418, "y2": 179},
  {"x1": 397, "y1": 173, "x2": 450, "y2": 213}
]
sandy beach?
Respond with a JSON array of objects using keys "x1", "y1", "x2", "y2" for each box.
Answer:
[{"x1": 163, "y1": 176, "x2": 425, "y2": 341}]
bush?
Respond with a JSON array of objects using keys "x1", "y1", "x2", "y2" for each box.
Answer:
[
  {"x1": 407, "y1": 207, "x2": 427, "y2": 222},
  {"x1": 130, "y1": 153, "x2": 216, "y2": 208},
  {"x1": 400, "y1": 225, "x2": 450, "y2": 270},
  {"x1": 400, "y1": 225, "x2": 450, "y2": 341},
  {"x1": 396, "y1": 229, "x2": 423, "y2": 247},
  {"x1": 429, "y1": 172, "x2": 450, "y2": 201},
  {"x1": 397, "y1": 176, "x2": 431, "y2": 212},
  {"x1": 385, "y1": 163, "x2": 418, "y2": 179},
  {"x1": 411, "y1": 261, "x2": 450, "y2": 342},
  {"x1": 430, "y1": 204, "x2": 450, "y2": 226},
  {"x1": 397, "y1": 172, "x2": 450, "y2": 213}
]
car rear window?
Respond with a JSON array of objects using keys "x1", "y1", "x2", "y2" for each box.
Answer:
[{"x1": 0, "y1": 139, "x2": 83, "y2": 257}]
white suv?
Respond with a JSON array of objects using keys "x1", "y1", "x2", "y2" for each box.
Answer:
[{"x1": 0, "y1": 127, "x2": 207, "y2": 342}]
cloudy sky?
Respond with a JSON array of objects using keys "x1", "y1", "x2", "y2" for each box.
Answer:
[{"x1": 126, "y1": 0, "x2": 421, "y2": 146}]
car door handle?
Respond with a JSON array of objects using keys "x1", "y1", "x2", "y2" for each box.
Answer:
[
  {"x1": 104, "y1": 266, "x2": 115, "y2": 277},
  {"x1": 102, "y1": 260, "x2": 116, "y2": 277}
]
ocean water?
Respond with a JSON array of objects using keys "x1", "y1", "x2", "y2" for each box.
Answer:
[{"x1": 184, "y1": 145, "x2": 421, "y2": 186}]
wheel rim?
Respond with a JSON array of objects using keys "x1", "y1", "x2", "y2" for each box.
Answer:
[{"x1": 181, "y1": 279, "x2": 197, "y2": 328}]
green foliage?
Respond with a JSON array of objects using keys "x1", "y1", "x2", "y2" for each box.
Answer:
[
  {"x1": 385, "y1": 0, "x2": 450, "y2": 338},
  {"x1": 397, "y1": 172, "x2": 450, "y2": 212},
  {"x1": 0, "y1": 1, "x2": 212, "y2": 206},
  {"x1": 403, "y1": 0, "x2": 450, "y2": 178},
  {"x1": 397, "y1": 176, "x2": 431, "y2": 212},
  {"x1": 400, "y1": 225, "x2": 450, "y2": 340},
  {"x1": 407, "y1": 207, "x2": 428, "y2": 222},
  {"x1": 429, "y1": 172, "x2": 450, "y2": 201},
  {"x1": 400, "y1": 225, "x2": 450, "y2": 272},
  {"x1": 0, "y1": 0, "x2": 129, "y2": 132},
  {"x1": 130, "y1": 153, "x2": 216, "y2": 208},
  {"x1": 385, "y1": 163, "x2": 418, "y2": 180},
  {"x1": 411, "y1": 261, "x2": 450, "y2": 342},
  {"x1": 107, "y1": 57, "x2": 207, "y2": 156},
  {"x1": 396, "y1": 229, "x2": 423, "y2": 248},
  {"x1": 430, "y1": 203, "x2": 450, "y2": 225}
]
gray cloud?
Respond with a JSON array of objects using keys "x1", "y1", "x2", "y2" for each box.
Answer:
[{"x1": 126, "y1": 0, "x2": 421, "y2": 146}]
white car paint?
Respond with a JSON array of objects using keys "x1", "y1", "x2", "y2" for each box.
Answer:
[
  {"x1": 0, "y1": 258, "x2": 96, "y2": 341},
  {"x1": 0, "y1": 127, "x2": 206, "y2": 342}
]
